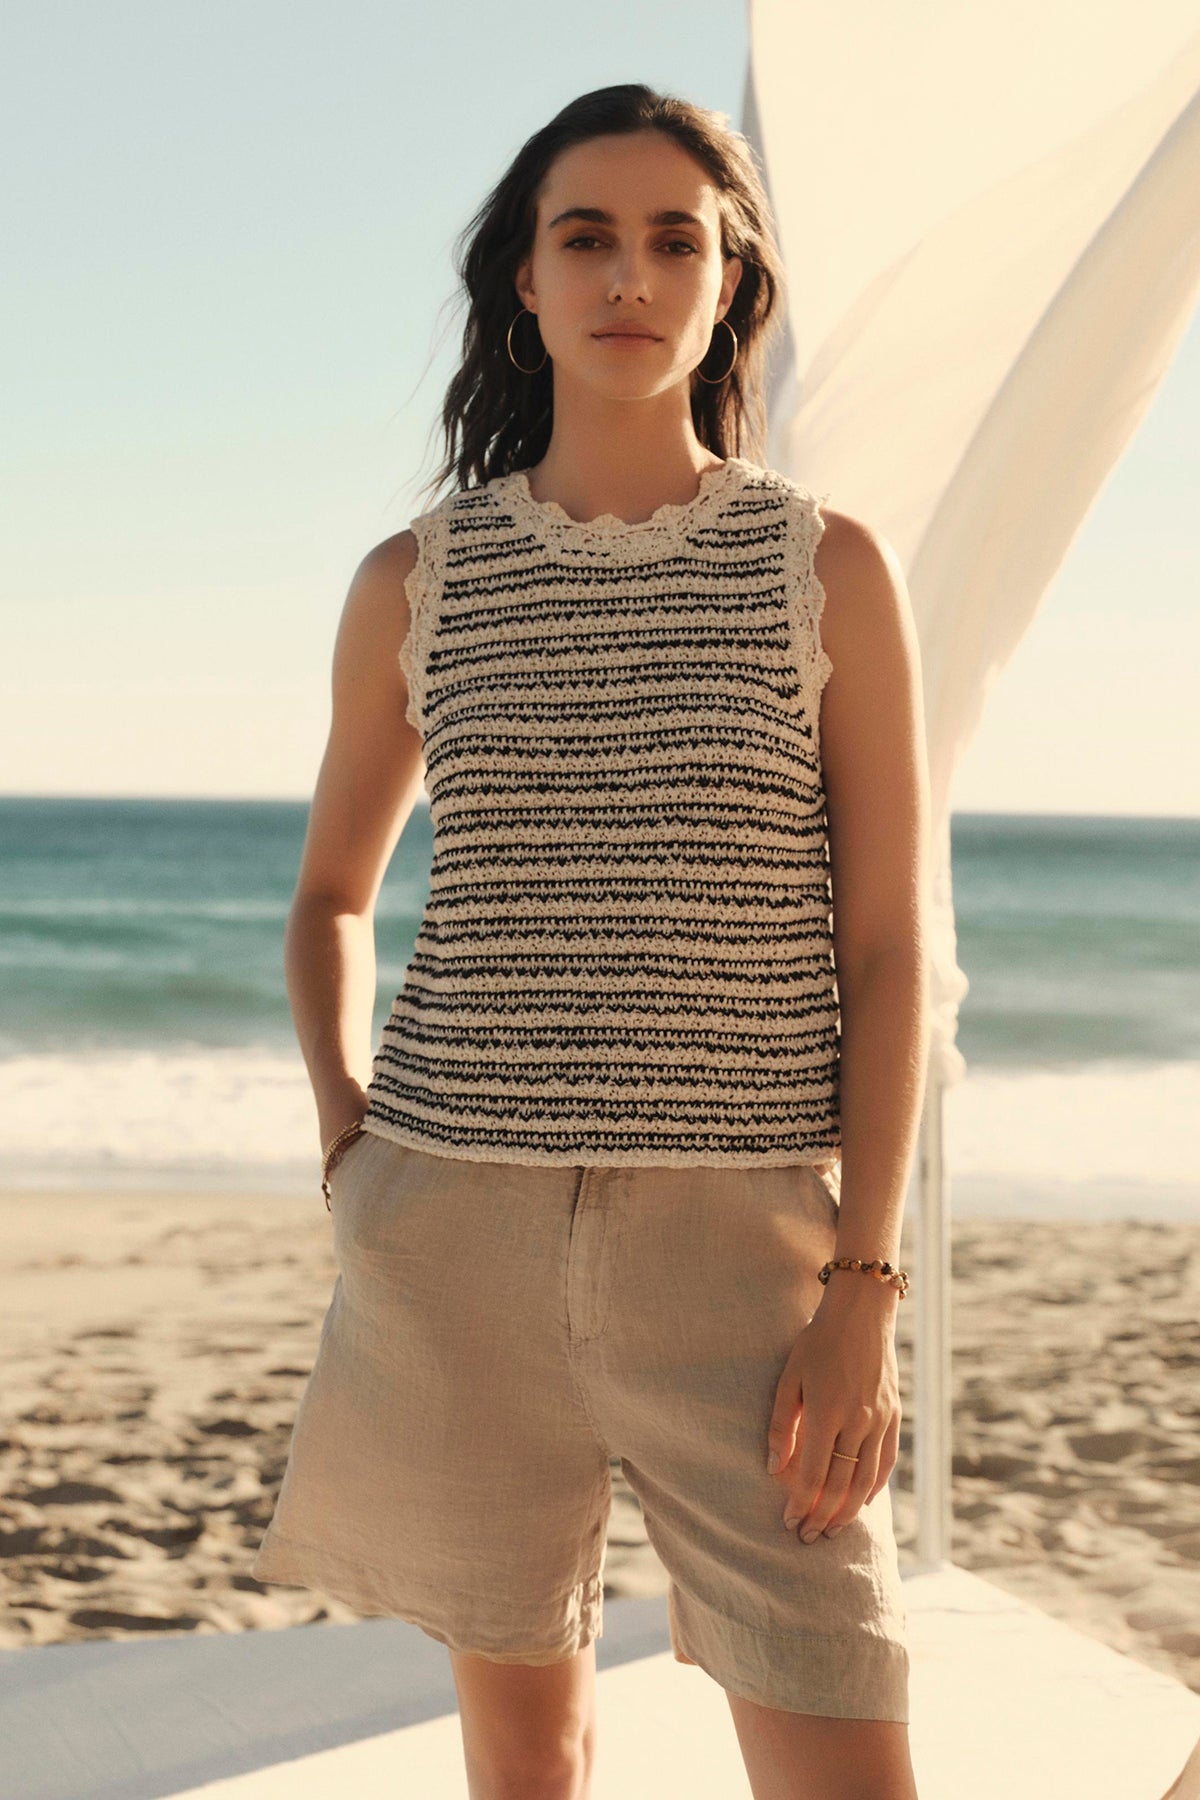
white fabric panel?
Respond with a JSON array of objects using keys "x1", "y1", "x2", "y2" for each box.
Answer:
[{"x1": 742, "y1": 4, "x2": 1200, "y2": 1083}]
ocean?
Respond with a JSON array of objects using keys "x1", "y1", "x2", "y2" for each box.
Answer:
[{"x1": 1, "y1": 797, "x2": 1196, "y2": 1219}]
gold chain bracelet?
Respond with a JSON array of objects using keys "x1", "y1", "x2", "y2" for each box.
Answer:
[
  {"x1": 321, "y1": 1119, "x2": 366, "y2": 1211},
  {"x1": 818, "y1": 1256, "x2": 909, "y2": 1298}
]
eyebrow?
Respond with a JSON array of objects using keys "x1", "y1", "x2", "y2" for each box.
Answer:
[{"x1": 546, "y1": 206, "x2": 708, "y2": 231}]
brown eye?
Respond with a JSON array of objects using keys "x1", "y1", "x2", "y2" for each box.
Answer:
[{"x1": 562, "y1": 235, "x2": 699, "y2": 255}]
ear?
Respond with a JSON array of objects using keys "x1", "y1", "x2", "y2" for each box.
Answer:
[
  {"x1": 514, "y1": 254, "x2": 535, "y2": 312},
  {"x1": 720, "y1": 254, "x2": 744, "y2": 314}
]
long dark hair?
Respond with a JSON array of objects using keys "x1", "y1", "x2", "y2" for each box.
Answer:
[{"x1": 414, "y1": 83, "x2": 788, "y2": 512}]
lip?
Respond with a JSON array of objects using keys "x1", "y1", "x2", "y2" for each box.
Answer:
[{"x1": 593, "y1": 328, "x2": 661, "y2": 341}]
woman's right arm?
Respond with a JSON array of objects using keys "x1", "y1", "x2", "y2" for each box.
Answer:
[{"x1": 283, "y1": 528, "x2": 426, "y2": 1155}]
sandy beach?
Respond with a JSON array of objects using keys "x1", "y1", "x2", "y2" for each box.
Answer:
[{"x1": 1, "y1": 1186, "x2": 1197, "y2": 1700}]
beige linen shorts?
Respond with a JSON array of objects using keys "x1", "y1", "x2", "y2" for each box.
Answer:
[{"x1": 251, "y1": 1130, "x2": 910, "y2": 1723}]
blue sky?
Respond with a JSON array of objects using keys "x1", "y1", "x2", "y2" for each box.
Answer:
[{"x1": 4, "y1": 0, "x2": 1196, "y2": 816}]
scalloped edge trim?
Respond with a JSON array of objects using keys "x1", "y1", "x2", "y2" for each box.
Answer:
[
  {"x1": 783, "y1": 484, "x2": 834, "y2": 767},
  {"x1": 495, "y1": 455, "x2": 751, "y2": 561},
  {"x1": 360, "y1": 1114, "x2": 843, "y2": 1169},
  {"x1": 397, "y1": 496, "x2": 454, "y2": 736}
]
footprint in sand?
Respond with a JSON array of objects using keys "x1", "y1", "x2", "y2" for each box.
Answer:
[
  {"x1": 106, "y1": 1518, "x2": 204, "y2": 1549},
  {"x1": 18, "y1": 1480, "x2": 123, "y2": 1506},
  {"x1": 68, "y1": 1608, "x2": 203, "y2": 1632},
  {"x1": 951, "y1": 1449, "x2": 1039, "y2": 1480},
  {"x1": 1066, "y1": 1428, "x2": 1151, "y2": 1462}
]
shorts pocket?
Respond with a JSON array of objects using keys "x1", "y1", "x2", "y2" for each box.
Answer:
[
  {"x1": 810, "y1": 1158, "x2": 841, "y2": 1218},
  {"x1": 327, "y1": 1126, "x2": 373, "y2": 1202}
]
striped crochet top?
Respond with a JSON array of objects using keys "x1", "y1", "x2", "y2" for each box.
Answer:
[{"x1": 360, "y1": 453, "x2": 842, "y2": 1167}]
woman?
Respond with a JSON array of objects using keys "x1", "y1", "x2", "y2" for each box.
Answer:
[{"x1": 253, "y1": 82, "x2": 929, "y2": 1800}]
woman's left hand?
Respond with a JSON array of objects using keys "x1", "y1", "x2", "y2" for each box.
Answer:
[{"x1": 765, "y1": 1290, "x2": 903, "y2": 1542}]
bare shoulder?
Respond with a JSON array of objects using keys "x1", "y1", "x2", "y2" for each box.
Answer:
[
  {"x1": 302, "y1": 525, "x2": 429, "y2": 913},
  {"x1": 334, "y1": 528, "x2": 421, "y2": 662},
  {"x1": 814, "y1": 506, "x2": 910, "y2": 621},
  {"x1": 351, "y1": 527, "x2": 420, "y2": 610},
  {"x1": 805, "y1": 503, "x2": 929, "y2": 960},
  {"x1": 811, "y1": 504, "x2": 918, "y2": 674},
  {"x1": 359, "y1": 527, "x2": 420, "y2": 580}
]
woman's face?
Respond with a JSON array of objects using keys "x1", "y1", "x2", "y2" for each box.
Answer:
[{"x1": 514, "y1": 130, "x2": 743, "y2": 399}]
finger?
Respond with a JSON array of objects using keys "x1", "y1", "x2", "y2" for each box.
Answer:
[
  {"x1": 766, "y1": 1362, "x2": 804, "y2": 1477},
  {"x1": 865, "y1": 1411, "x2": 901, "y2": 1504},
  {"x1": 782, "y1": 1423, "x2": 856, "y2": 1534},
  {"x1": 820, "y1": 1434, "x2": 885, "y2": 1534}
]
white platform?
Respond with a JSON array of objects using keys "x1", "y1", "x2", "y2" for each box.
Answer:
[{"x1": 2, "y1": 1565, "x2": 1197, "y2": 1800}]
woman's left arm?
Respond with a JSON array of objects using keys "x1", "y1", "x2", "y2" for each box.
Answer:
[{"x1": 767, "y1": 507, "x2": 932, "y2": 1542}]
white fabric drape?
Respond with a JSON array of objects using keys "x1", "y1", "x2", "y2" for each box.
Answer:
[{"x1": 742, "y1": 4, "x2": 1200, "y2": 1087}]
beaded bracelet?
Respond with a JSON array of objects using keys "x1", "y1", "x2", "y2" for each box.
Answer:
[
  {"x1": 818, "y1": 1256, "x2": 910, "y2": 1298},
  {"x1": 321, "y1": 1119, "x2": 366, "y2": 1211}
]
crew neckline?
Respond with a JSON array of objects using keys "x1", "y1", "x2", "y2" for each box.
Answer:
[{"x1": 498, "y1": 455, "x2": 749, "y2": 538}]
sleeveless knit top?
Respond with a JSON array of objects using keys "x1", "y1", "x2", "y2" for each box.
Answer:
[{"x1": 360, "y1": 454, "x2": 842, "y2": 1168}]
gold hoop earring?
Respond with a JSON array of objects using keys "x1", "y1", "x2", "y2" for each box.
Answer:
[
  {"x1": 507, "y1": 307, "x2": 548, "y2": 373},
  {"x1": 696, "y1": 315, "x2": 738, "y2": 384}
]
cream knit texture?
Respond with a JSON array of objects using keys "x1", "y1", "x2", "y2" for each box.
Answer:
[{"x1": 362, "y1": 454, "x2": 842, "y2": 1167}]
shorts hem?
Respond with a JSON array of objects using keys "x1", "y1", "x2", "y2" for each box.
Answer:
[
  {"x1": 251, "y1": 1526, "x2": 604, "y2": 1664},
  {"x1": 667, "y1": 1581, "x2": 910, "y2": 1724}
]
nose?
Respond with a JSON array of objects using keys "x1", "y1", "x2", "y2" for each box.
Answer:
[{"x1": 607, "y1": 248, "x2": 654, "y2": 305}]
